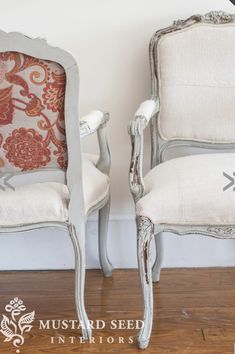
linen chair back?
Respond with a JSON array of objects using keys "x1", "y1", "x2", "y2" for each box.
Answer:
[{"x1": 151, "y1": 12, "x2": 235, "y2": 149}]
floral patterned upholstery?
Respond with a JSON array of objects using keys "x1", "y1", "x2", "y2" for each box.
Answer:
[{"x1": 0, "y1": 51, "x2": 67, "y2": 173}]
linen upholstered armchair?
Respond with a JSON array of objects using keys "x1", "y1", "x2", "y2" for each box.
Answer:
[
  {"x1": 129, "y1": 11, "x2": 235, "y2": 349},
  {"x1": 0, "y1": 30, "x2": 112, "y2": 340}
]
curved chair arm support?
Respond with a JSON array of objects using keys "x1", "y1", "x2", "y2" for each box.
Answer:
[
  {"x1": 80, "y1": 110, "x2": 111, "y2": 175},
  {"x1": 128, "y1": 99, "x2": 159, "y2": 202}
]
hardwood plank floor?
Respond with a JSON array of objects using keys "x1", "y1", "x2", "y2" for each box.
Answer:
[{"x1": 0, "y1": 269, "x2": 235, "y2": 353}]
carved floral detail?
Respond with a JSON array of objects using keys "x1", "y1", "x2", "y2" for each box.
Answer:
[
  {"x1": 129, "y1": 116, "x2": 148, "y2": 136},
  {"x1": 203, "y1": 11, "x2": 233, "y2": 24},
  {"x1": 173, "y1": 19, "x2": 185, "y2": 27},
  {"x1": 136, "y1": 216, "x2": 153, "y2": 236},
  {"x1": 172, "y1": 11, "x2": 233, "y2": 29},
  {"x1": 136, "y1": 216, "x2": 153, "y2": 284},
  {"x1": 207, "y1": 226, "x2": 235, "y2": 237}
]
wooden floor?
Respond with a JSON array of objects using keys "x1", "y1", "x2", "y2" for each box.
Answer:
[{"x1": 0, "y1": 269, "x2": 235, "y2": 353}]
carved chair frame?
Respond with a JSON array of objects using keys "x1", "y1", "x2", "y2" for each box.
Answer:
[
  {"x1": 129, "y1": 11, "x2": 235, "y2": 349},
  {"x1": 0, "y1": 30, "x2": 112, "y2": 341}
]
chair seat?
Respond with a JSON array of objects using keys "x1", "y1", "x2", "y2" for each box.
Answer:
[
  {"x1": 136, "y1": 153, "x2": 235, "y2": 225},
  {"x1": 0, "y1": 153, "x2": 109, "y2": 226}
]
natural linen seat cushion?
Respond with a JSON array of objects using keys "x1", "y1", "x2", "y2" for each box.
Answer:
[
  {"x1": 136, "y1": 153, "x2": 235, "y2": 225},
  {"x1": 0, "y1": 153, "x2": 109, "y2": 226}
]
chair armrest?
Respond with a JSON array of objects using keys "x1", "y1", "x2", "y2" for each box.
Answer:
[
  {"x1": 80, "y1": 110, "x2": 109, "y2": 138},
  {"x1": 128, "y1": 99, "x2": 159, "y2": 201},
  {"x1": 128, "y1": 99, "x2": 159, "y2": 135},
  {"x1": 80, "y1": 110, "x2": 111, "y2": 175}
]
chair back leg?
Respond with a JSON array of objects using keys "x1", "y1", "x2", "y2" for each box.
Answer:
[
  {"x1": 98, "y1": 195, "x2": 113, "y2": 277},
  {"x1": 152, "y1": 232, "x2": 163, "y2": 283}
]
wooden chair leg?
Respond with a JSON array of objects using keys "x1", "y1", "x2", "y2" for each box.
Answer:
[
  {"x1": 98, "y1": 195, "x2": 113, "y2": 277},
  {"x1": 136, "y1": 216, "x2": 154, "y2": 349},
  {"x1": 152, "y1": 232, "x2": 163, "y2": 283},
  {"x1": 69, "y1": 224, "x2": 92, "y2": 340}
]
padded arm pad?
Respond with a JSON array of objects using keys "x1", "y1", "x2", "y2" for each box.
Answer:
[
  {"x1": 129, "y1": 99, "x2": 159, "y2": 135},
  {"x1": 80, "y1": 110, "x2": 109, "y2": 137},
  {"x1": 135, "y1": 99, "x2": 159, "y2": 121}
]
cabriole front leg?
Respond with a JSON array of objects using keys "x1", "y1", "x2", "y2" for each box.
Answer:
[
  {"x1": 98, "y1": 195, "x2": 113, "y2": 277},
  {"x1": 136, "y1": 216, "x2": 154, "y2": 349},
  {"x1": 69, "y1": 224, "x2": 92, "y2": 340}
]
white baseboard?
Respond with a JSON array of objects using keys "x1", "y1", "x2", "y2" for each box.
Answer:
[{"x1": 0, "y1": 216, "x2": 235, "y2": 270}]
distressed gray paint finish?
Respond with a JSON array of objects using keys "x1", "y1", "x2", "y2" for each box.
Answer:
[
  {"x1": 0, "y1": 31, "x2": 112, "y2": 340},
  {"x1": 136, "y1": 216, "x2": 154, "y2": 349},
  {"x1": 129, "y1": 11, "x2": 235, "y2": 349}
]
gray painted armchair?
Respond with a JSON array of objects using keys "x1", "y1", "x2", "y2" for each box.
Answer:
[
  {"x1": 129, "y1": 11, "x2": 235, "y2": 349},
  {"x1": 0, "y1": 30, "x2": 112, "y2": 341}
]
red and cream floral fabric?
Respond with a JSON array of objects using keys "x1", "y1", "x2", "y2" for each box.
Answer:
[{"x1": 0, "y1": 51, "x2": 67, "y2": 172}]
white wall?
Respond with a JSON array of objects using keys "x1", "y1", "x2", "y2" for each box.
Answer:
[{"x1": 1, "y1": 0, "x2": 235, "y2": 270}]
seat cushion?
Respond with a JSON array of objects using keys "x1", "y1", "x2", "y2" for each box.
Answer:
[
  {"x1": 0, "y1": 153, "x2": 109, "y2": 226},
  {"x1": 136, "y1": 153, "x2": 235, "y2": 225}
]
